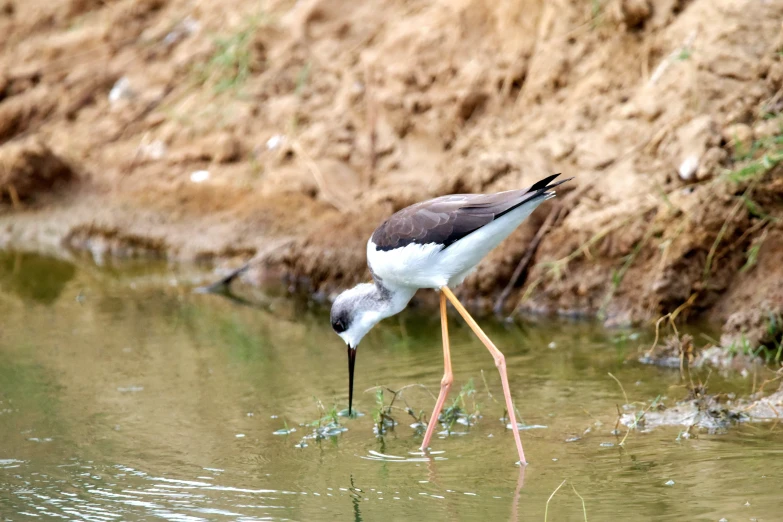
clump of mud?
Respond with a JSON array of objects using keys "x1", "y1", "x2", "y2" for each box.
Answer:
[
  {"x1": 620, "y1": 386, "x2": 783, "y2": 435},
  {"x1": 630, "y1": 327, "x2": 782, "y2": 436}
]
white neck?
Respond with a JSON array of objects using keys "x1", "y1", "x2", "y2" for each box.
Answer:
[
  {"x1": 336, "y1": 281, "x2": 417, "y2": 348},
  {"x1": 374, "y1": 280, "x2": 417, "y2": 318}
]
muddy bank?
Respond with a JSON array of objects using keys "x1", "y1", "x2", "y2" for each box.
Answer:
[{"x1": 1, "y1": 0, "x2": 782, "y2": 350}]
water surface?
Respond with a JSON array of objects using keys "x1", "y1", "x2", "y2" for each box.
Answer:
[{"x1": 0, "y1": 253, "x2": 780, "y2": 521}]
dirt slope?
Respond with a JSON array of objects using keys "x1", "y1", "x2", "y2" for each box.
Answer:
[{"x1": 1, "y1": 0, "x2": 782, "y2": 344}]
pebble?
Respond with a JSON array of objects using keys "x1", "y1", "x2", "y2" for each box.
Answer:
[
  {"x1": 190, "y1": 170, "x2": 210, "y2": 183},
  {"x1": 109, "y1": 77, "x2": 134, "y2": 104},
  {"x1": 266, "y1": 135, "x2": 285, "y2": 150},
  {"x1": 678, "y1": 154, "x2": 699, "y2": 181}
]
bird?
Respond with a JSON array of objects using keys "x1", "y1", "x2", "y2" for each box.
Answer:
[{"x1": 330, "y1": 173, "x2": 571, "y2": 465}]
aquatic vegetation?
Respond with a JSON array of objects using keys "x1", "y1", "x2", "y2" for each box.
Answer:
[
  {"x1": 274, "y1": 399, "x2": 349, "y2": 447},
  {"x1": 301, "y1": 400, "x2": 348, "y2": 442},
  {"x1": 358, "y1": 379, "x2": 492, "y2": 438},
  {"x1": 371, "y1": 388, "x2": 398, "y2": 436},
  {"x1": 272, "y1": 418, "x2": 295, "y2": 436},
  {"x1": 438, "y1": 379, "x2": 481, "y2": 433},
  {"x1": 366, "y1": 385, "x2": 425, "y2": 437}
]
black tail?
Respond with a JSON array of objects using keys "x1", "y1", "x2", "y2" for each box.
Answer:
[
  {"x1": 494, "y1": 173, "x2": 572, "y2": 221},
  {"x1": 529, "y1": 173, "x2": 573, "y2": 194}
]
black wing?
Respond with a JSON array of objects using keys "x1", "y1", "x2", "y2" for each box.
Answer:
[{"x1": 371, "y1": 173, "x2": 569, "y2": 252}]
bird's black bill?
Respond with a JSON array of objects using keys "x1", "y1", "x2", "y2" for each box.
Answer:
[{"x1": 347, "y1": 345, "x2": 357, "y2": 416}]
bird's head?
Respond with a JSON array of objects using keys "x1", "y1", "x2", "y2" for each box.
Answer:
[{"x1": 330, "y1": 283, "x2": 385, "y2": 415}]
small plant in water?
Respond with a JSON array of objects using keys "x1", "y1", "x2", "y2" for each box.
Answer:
[
  {"x1": 272, "y1": 417, "x2": 296, "y2": 436},
  {"x1": 367, "y1": 385, "x2": 428, "y2": 437},
  {"x1": 372, "y1": 388, "x2": 397, "y2": 436},
  {"x1": 436, "y1": 379, "x2": 482, "y2": 434},
  {"x1": 292, "y1": 398, "x2": 348, "y2": 447}
]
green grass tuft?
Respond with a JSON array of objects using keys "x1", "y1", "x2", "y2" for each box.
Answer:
[
  {"x1": 194, "y1": 15, "x2": 268, "y2": 94},
  {"x1": 725, "y1": 125, "x2": 783, "y2": 183}
]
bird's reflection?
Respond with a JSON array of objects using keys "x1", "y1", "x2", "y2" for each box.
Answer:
[{"x1": 422, "y1": 450, "x2": 526, "y2": 521}]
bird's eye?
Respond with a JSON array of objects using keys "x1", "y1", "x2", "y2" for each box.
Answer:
[{"x1": 332, "y1": 319, "x2": 346, "y2": 333}]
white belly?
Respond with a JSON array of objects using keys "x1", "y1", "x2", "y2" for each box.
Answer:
[
  {"x1": 366, "y1": 197, "x2": 547, "y2": 289},
  {"x1": 367, "y1": 240, "x2": 447, "y2": 289}
]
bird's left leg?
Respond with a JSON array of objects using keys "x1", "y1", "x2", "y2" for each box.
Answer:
[
  {"x1": 440, "y1": 285, "x2": 527, "y2": 465},
  {"x1": 420, "y1": 290, "x2": 454, "y2": 451}
]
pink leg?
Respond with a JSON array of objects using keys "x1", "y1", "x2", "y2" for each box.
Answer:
[
  {"x1": 441, "y1": 286, "x2": 527, "y2": 466},
  {"x1": 420, "y1": 290, "x2": 454, "y2": 451}
]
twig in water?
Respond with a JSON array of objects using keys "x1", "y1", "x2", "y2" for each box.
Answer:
[
  {"x1": 544, "y1": 480, "x2": 567, "y2": 522},
  {"x1": 679, "y1": 334, "x2": 696, "y2": 389},
  {"x1": 670, "y1": 294, "x2": 697, "y2": 324},
  {"x1": 480, "y1": 369, "x2": 499, "y2": 404},
  {"x1": 754, "y1": 370, "x2": 783, "y2": 396},
  {"x1": 608, "y1": 372, "x2": 629, "y2": 406},
  {"x1": 620, "y1": 395, "x2": 661, "y2": 446},
  {"x1": 768, "y1": 402, "x2": 780, "y2": 433},
  {"x1": 647, "y1": 313, "x2": 673, "y2": 358},
  {"x1": 608, "y1": 372, "x2": 657, "y2": 446},
  {"x1": 571, "y1": 484, "x2": 588, "y2": 522},
  {"x1": 364, "y1": 383, "x2": 436, "y2": 426},
  {"x1": 609, "y1": 373, "x2": 629, "y2": 440},
  {"x1": 194, "y1": 261, "x2": 251, "y2": 294},
  {"x1": 645, "y1": 293, "x2": 697, "y2": 359},
  {"x1": 364, "y1": 383, "x2": 437, "y2": 401},
  {"x1": 582, "y1": 407, "x2": 601, "y2": 425}
]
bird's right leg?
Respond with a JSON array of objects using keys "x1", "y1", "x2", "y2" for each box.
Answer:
[{"x1": 420, "y1": 290, "x2": 454, "y2": 451}]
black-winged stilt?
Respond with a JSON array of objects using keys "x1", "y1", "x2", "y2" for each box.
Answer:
[{"x1": 330, "y1": 173, "x2": 571, "y2": 465}]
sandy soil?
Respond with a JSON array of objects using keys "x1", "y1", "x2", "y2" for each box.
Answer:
[{"x1": 1, "y1": 0, "x2": 782, "y2": 347}]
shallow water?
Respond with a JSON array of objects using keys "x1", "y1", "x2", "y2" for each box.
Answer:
[{"x1": 0, "y1": 252, "x2": 781, "y2": 521}]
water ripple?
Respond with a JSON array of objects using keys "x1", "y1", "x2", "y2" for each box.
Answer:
[{"x1": 2, "y1": 461, "x2": 303, "y2": 521}]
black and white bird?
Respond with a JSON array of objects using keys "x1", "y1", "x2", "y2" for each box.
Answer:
[{"x1": 330, "y1": 173, "x2": 571, "y2": 465}]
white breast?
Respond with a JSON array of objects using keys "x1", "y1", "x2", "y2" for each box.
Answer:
[{"x1": 367, "y1": 240, "x2": 446, "y2": 289}]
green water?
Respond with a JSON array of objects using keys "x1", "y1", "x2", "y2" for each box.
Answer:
[{"x1": 0, "y1": 252, "x2": 781, "y2": 521}]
